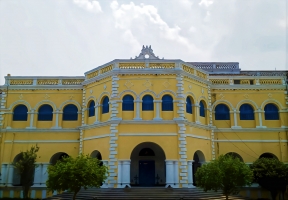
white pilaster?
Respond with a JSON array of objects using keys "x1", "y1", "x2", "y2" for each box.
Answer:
[
  {"x1": 256, "y1": 109, "x2": 267, "y2": 128},
  {"x1": 133, "y1": 100, "x2": 142, "y2": 120},
  {"x1": 187, "y1": 160, "x2": 195, "y2": 188},
  {"x1": 6, "y1": 164, "x2": 14, "y2": 186},
  {"x1": 94, "y1": 104, "x2": 99, "y2": 123},
  {"x1": 165, "y1": 160, "x2": 174, "y2": 187},
  {"x1": 101, "y1": 160, "x2": 109, "y2": 188},
  {"x1": 173, "y1": 161, "x2": 179, "y2": 188},
  {"x1": 41, "y1": 163, "x2": 49, "y2": 187},
  {"x1": 117, "y1": 161, "x2": 122, "y2": 188},
  {"x1": 122, "y1": 160, "x2": 131, "y2": 187},
  {"x1": 52, "y1": 110, "x2": 61, "y2": 129},
  {"x1": 231, "y1": 109, "x2": 241, "y2": 129},
  {"x1": 195, "y1": 103, "x2": 200, "y2": 124},
  {"x1": 0, "y1": 164, "x2": 7, "y2": 186},
  {"x1": 153, "y1": 100, "x2": 162, "y2": 120},
  {"x1": 33, "y1": 164, "x2": 42, "y2": 187},
  {"x1": 26, "y1": 109, "x2": 36, "y2": 129}
]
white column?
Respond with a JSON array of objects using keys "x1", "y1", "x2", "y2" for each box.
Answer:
[
  {"x1": 6, "y1": 164, "x2": 14, "y2": 186},
  {"x1": 133, "y1": 100, "x2": 142, "y2": 120},
  {"x1": 117, "y1": 161, "x2": 122, "y2": 188},
  {"x1": 101, "y1": 160, "x2": 109, "y2": 188},
  {"x1": 0, "y1": 164, "x2": 7, "y2": 185},
  {"x1": 231, "y1": 109, "x2": 241, "y2": 129},
  {"x1": 52, "y1": 110, "x2": 60, "y2": 129},
  {"x1": 153, "y1": 100, "x2": 162, "y2": 120},
  {"x1": 195, "y1": 103, "x2": 200, "y2": 124},
  {"x1": 94, "y1": 104, "x2": 99, "y2": 123},
  {"x1": 41, "y1": 163, "x2": 49, "y2": 187},
  {"x1": 33, "y1": 164, "x2": 42, "y2": 186},
  {"x1": 256, "y1": 109, "x2": 266, "y2": 128},
  {"x1": 187, "y1": 160, "x2": 195, "y2": 188},
  {"x1": 173, "y1": 161, "x2": 179, "y2": 188},
  {"x1": 26, "y1": 109, "x2": 36, "y2": 129},
  {"x1": 122, "y1": 160, "x2": 131, "y2": 187},
  {"x1": 165, "y1": 160, "x2": 174, "y2": 187}
]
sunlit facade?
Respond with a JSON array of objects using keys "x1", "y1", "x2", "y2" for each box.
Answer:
[{"x1": 0, "y1": 46, "x2": 287, "y2": 199}]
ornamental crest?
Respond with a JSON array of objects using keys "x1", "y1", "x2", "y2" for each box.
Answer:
[{"x1": 134, "y1": 45, "x2": 161, "y2": 60}]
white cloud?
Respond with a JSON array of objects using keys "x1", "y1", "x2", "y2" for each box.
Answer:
[
  {"x1": 73, "y1": 0, "x2": 102, "y2": 12},
  {"x1": 199, "y1": 0, "x2": 213, "y2": 7}
]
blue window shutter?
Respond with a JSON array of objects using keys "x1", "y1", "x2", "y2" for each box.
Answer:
[
  {"x1": 186, "y1": 97, "x2": 192, "y2": 114},
  {"x1": 142, "y1": 95, "x2": 154, "y2": 111},
  {"x1": 162, "y1": 95, "x2": 173, "y2": 111},
  {"x1": 199, "y1": 101, "x2": 205, "y2": 117},
  {"x1": 240, "y1": 104, "x2": 254, "y2": 120},
  {"x1": 215, "y1": 104, "x2": 230, "y2": 120},
  {"x1": 88, "y1": 101, "x2": 95, "y2": 117},
  {"x1": 264, "y1": 104, "x2": 279, "y2": 120},
  {"x1": 102, "y1": 96, "x2": 109, "y2": 114},
  {"x1": 63, "y1": 104, "x2": 78, "y2": 121},
  {"x1": 13, "y1": 105, "x2": 28, "y2": 121},
  {"x1": 38, "y1": 104, "x2": 53, "y2": 121},
  {"x1": 122, "y1": 95, "x2": 134, "y2": 111}
]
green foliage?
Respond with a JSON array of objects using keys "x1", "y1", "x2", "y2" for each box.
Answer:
[
  {"x1": 12, "y1": 145, "x2": 40, "y2": 199},
  {"x1": 195, "y1": 155, "x2": 253, "y2": 200},
  {"x1": 46, "y1": 154, "x2": 108, "y2": 200},
  {"x1": 250, "y1": 158, "x2": 288, "y2": 200}
]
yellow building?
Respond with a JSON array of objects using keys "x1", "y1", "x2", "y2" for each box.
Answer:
[{"x1": 0, "y1": 46, "x2": 287, "y2": 199}]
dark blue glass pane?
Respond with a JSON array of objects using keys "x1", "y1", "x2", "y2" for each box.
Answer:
[
  {"x1": 240, "y1": 104, "x2": 254, "y2": 120},
  {"x1": 102, "y1": 97, "x2": 109, "y2": 114},
  {"x1": 88, "y1": 101, "x2": 95, "y2": 117},
  {"x1": 63, "y1": 104, "x2": 78, "y2": 121},
  {"x1": 200, "y1": 101, "x2": 205, "y2": 117},
  {"x1": 215, "y1": 104, "x2": 230, "y2": 120},
  {"x1": 122, "y1": 95, "x2": 134, "y2": 111},
  {"x1": 13, "y1": 105, "x2": 28, "y2": 121},
  {"x1": 142, "y1": 95, "x2": 154, "y2": 111},
  {"x1": 162, "y1": 95, "x2": 173, "y2": 111},
  {"x1": 38, "y1": 104, "x2": 53, "y2": 121},
  {"x1": 186, "y1": 97, "x2": 192, "y2": 114},
  {"x1": 264, "y1": 104, "x2": 279, "y2": 120}
]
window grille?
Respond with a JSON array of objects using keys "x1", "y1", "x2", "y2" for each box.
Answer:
[
  {"x1": 142, "y1": 95, "x2": 154, "y2": 111},
  {"x1": 102, "y1": 96, "x2": 109, "y2": 114},
  {"x1": 215, "y1": 104, "x2": 230, "y2": 120},
  {"x1": 38, "y1": 104, "x2": 53, "y2": 121},
  {"x1": 264, "y1": 103, "x2": 279, "y2": 120},
  {"x1": 13, "y1": 105, "x2": 28, "y2": 121},
  {"x1": 239, "y1": 104, "x2": 254, "y2": 120},
  {"x1": 63, "y1": 104, "x2": 78, "y2": 121},
  {"x1": 122, "y1": 95, "x2": 134, "y2": 111},
  {"x1": 88, "y1": 101, "x2": 95, "y2": 117},
  {"x1": 162, "y1": 95, "x2": 173, "y2": 111},
  {"x1": 186, "y1": 97, "x2": 192, "y2": 114}
]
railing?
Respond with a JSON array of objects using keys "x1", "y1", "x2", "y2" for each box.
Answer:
[
  {"x1": 7, "y1": 77, "x2": 84, "y2": 86},
  {"x1": 119, "y1": 63, "x2": 145, "y2": 69},
  {"x1": 210, "y1": 79, "x2": 229, "y2": 85},
  {"x1": 259, "y1": 79, "x2": 282, "y2": 85},
  {"x1": 10, "y1": 79, "x2": 33, "y2": 85},
  {"x1": 149, "y1": 63, "x2": 175, "y2": 69},
  {"x1": 189, "y1": 62, "x2": 240, "y2": 74},
  {"x1": 240, "y1": 71, "x2": 288, "y2": 77}
]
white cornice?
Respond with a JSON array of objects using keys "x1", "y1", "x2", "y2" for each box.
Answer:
[
  {"x1": 211, "y1": 85, "x2": 286, "y2": 90},
  {"x1": 119, "y1": 133, "x2": 177, "y2": 136},
  {"x1": 215, "y1": 139, "x2": 288, "y2": 143},
  {"x1": 2, "y1": 128, "x2": 80, "y2": 132},
  {"x1": 186, "y1": 134, "x2": 210, "y2": 140},
  {"x1": 83, "y1": 134, "x2": 110, "y2": 141},
  {"x1": 4, "y1": 140, "x2": 79, "y2": 143},
  {"x1": 214, "y1": 127, "x2": 288, "y2": 132}
]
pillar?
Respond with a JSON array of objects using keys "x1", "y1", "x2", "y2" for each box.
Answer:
[
  {"x1": 153, "y1": 100, "x2": 162, "y2": 120},
  {"x1": 52, "y1": 110, "x2": 61, "y2": 129},
  {"x1": 122, "y1": 160, "x2": 131, "y2": 187},
  {"x1": 26, "y1": 109, "x2": 36, "y2": 129},
  {"x1": 195, "y1": 103, "x2": 200, "y2": 124},
  {"x1": 133, "y1": 100, "x2": 142, "y2": 120},
  {"x1": 256, "y1": 109, "x2": 266, "y2": 128},
  {"x1": 187, "y1": 160, "x2": 195, "y2": 188},
  {"x1": 165, "y1": 160, "x2": 174, "y2": 187},
  {"x1": 231, "y1": 109, "x2": 241, "y2": 129},
  {"x1": 33, "y1": 164, "x2": 42, "y2": 186},
  {"x1": 41, "y1": 163, "x2": 49, "y2": 187},
  {"x1": 101, "y1": 160, "x2": 109, "y2": 188},
  {"x1": 6, "y1": 164, "x2": 14, "y2": 186},
  {"x1": 173, "y1": 161, "x2": 179, "y2": 188},
  {"x1": 117, "y1": 161, "x2": 122, "y2": 188},
  {"x1": 94, "y1": 104, "x2": 99, "y2": 123}
]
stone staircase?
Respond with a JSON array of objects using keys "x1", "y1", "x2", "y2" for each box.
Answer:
[{"x1": 45, "y1": 187, "x2": 249, "y2": 200}]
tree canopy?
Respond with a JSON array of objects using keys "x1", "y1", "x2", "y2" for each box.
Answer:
[
  {"x1": 12, "y1": 145, "x2": 39, "y2": 199},
  {"x1": 195, "y1": 154, "x2": 253, "y2": 200},
  {"x1": 250, "y1": 157, "x2": 288, "y2": 200},
  {"x1": 46, "y1": 154, "x2": 108, "y2": 200}
]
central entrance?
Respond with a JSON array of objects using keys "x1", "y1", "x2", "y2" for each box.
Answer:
[{"x1": 130, "y1": 142, "x2": 166, "y2": 187}]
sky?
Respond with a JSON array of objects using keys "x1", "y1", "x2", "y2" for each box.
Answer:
[{"x1": 0, "y1": 0, "x2": 287, "y2": 85}]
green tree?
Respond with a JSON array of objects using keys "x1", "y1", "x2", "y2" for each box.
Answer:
[
  {"x1": 250, "y1": 157, "x2": 288, "y2": 200},
  {"x1": 12, "y1": 145, "x2": 40, "y2": 199},
  {"x1": 195, "y1": 155, "x2": 253, "y2": 200},
  {"x1": 46, "y1": 154, "x2": 108, "y2": 200}
]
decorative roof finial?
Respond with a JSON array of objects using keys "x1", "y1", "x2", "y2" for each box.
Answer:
[{"x1": 134, "y1": 45, "x2": 160, "y2": 60}]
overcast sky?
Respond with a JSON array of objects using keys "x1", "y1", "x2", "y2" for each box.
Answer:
[{"x1": 0, "y1": 0, "x2": 287, "y2": 85}]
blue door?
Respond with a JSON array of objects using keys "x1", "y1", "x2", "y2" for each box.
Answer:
[{"x1": 139, "y1": 160, "x2": 155, "y2": 186}]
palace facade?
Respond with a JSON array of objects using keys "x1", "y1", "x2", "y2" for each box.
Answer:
[{"x1": 0, "y1": 46, "x2": 288, "y2": 199}]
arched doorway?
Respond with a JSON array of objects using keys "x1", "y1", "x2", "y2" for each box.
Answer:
[
  {"x1": 225, "y1": 152, "x2": 244, "y2": 162},
  {"x1": 130, "y1": 142, "x2": 166, "y2": 187},
  {"x1": 90, "y1": 150, "x2": 103, "y2": 166},
  {"x1": 50, "y1": 152, "x2": 69, "y2": 165},
  {"x1": 259, "y1": 152, "x2": 278, "y2": 159},
  {"x1": 12, "y1": 153, "x2": 35, "y2": 186},
  {"x1": 192, "y1": 150, "x2": 205, "y2": 186}
]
